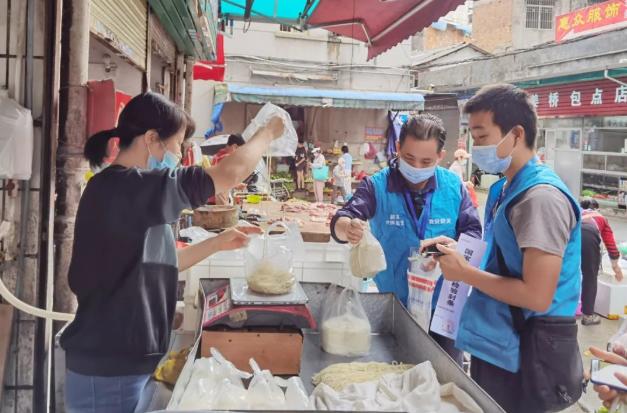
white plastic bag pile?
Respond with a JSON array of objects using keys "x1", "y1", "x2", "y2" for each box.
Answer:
[
  {"x1": 242, "y1": 102, "x2": 298, "y2": 157},
  {"x1": 311, "y1": 361, "x2": 483, "y2": 413},
  {"x1": 350, "y1": 228, "x2": 387, "y2": 278},
  {"x1": 173, "y1": 348, "x2": 311, "y2": 411}
]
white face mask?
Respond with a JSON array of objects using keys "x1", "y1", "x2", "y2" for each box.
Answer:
[
  {"x1": 472, "y1": 132, "x2": 515, "y2": 174},
  {"x1": 398, "y1": 158, "x2": 436, "y2": 184}
]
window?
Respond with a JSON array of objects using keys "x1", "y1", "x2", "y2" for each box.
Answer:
[
  {"x1": 279, "y1": 24, "x2": 292, "y2": 32},
  {"x1": 525, "y1": 0, "x2": 555, "y2": 30}
]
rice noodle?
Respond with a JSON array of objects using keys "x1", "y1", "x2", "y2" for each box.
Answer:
[{"x1": 311, "y1": 362, "x2": 414, "y2": 391}]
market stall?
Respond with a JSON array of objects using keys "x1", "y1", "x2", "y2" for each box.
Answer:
[{"x1": 141, "y1": 280, "x2": 504, "y2": 412}]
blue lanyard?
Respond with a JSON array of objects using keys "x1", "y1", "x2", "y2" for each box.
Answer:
[{"x1": 403, "y1": 190, "x2": 433, "y2": 240}]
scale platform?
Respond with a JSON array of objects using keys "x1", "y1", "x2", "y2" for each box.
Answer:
[{"x1": 229, "y1": 278, "x2": 309, "y2": 306}]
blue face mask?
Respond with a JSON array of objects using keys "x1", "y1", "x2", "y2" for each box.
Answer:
[
  {"x1": 398, "y1": 158, "x2": 436, "y2": 185},
  {"x1": 147, "y1": 142, "x2": 181, "y2": 170},
  {"x1": 472, "y1": 133, "x2": 514, "y2": 174}
]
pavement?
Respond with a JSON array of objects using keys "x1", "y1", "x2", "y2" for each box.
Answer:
[{"x1": 473, "y1": 189, "x2": 625, "y2": 413}]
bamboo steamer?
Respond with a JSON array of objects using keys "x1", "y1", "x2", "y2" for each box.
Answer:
[{"x1": 192, "y1": 205, "x2": 238, "y2": 230}]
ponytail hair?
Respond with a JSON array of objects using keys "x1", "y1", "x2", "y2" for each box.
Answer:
[
  {"x1": 83, "y1": 91, "x2": 191, "y2": 167},
  {"x1": 84, "y1": 128, "x2": 117, "y2": 167}
]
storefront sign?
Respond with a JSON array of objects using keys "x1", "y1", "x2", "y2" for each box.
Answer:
[
  {"x1": 365, "y1": 126, "x2": 385, "y2": 142},
  {"x1": 555, "y1": 0, "x2": 627, "y2": 42},
  {"x1": 524, "y1": 77, "x2": 627, "y2": 118}
]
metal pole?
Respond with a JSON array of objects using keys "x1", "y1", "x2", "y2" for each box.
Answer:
[
  {"x1": 54, "y1": 0, "x2": 90, "y2": 315},
  {"x1": 35, "y1": 0, "x2": 63, "y2": 409},
  {"x1": 175, "y1": 53, "x2": 185, "y2": 106},
  {"x1": 6, "y1": 0, "x2": 35, "y2": 410},
  {"x1": 184, "y1": 56, "x2": 194, "y2": 112}
]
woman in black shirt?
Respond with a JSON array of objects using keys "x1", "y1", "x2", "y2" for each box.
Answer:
[{"x1": 61, "y1": 92, "x2": 283, "y2": 412}]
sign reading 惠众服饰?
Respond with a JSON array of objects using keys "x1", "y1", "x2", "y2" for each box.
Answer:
[
  {"x1": 524, "y1": 77, "x2": 627, "y2": 118},
  {"x1": 555, "y1": 0, "x2": 627, "y2": 42}
]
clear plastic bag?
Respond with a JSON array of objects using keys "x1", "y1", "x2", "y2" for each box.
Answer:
[
  {"x1": 242, "y1": 102, "x2": 298, "y2": 157},
  {"x1": 284, "y1": 377, "x2": 311, "y2": 410},
  {"x1": 350, "y1": 228, "x2": 387, "y2": 278},
  {"x1": 407, "y1": 251, "x2": 440, "y2": 331},
  {"x1": 245, "y1": 222, "x2": 296, "y2": 295},
  {"x1": 0, "y1": 95, "x2": 33, "y2": 180},
  {"x1": 320, "y1": 284, "x2": 372, "y2": 356},
  {"x1": 246, "y1": 358, "x2": 286, "y2": 409},
  {"x1": 608, "y1": 318, "x2": 627, "y2": 356},
  {"x1": 175, "y1": 348, "x2": 252, "y2": 410}
]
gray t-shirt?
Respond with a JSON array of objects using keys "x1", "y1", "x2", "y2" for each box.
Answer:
[{"x1": 508, "y1": 185, "x2": 577, "y2": 257}]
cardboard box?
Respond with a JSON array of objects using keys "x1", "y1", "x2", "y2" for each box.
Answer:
[{"x1": 201, "y1": 328, "x2": 303, "y2": 375}]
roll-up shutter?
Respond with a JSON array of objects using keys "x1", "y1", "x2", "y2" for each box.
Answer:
[
  {"x1": 149, "y1": 11, "x2": 177, "y2": 66},
  {"x1": 90, "y1": 0, "x2": 148, "y2": 69}
]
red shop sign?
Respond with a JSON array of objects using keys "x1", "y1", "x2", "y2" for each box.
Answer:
[
  {"x1": 524, "y1": 77, "x2": 627, "y2": 118},
  {"x1": 555, "y1": 0, "x2": 627, "y2": 43}
]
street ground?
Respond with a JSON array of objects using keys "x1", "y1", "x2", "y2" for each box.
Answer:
[{"x1": 474, "y1": 189, "x2": 624, "y2": 413}]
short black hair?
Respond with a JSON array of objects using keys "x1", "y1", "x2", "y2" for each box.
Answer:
[
  {"x1": 341, "y1": 145, "x2": 349, "y2": 154},
  {"x1": 581, "y1": 197, "x2": 599, "y2": 210},
  {"x1": 399, "y1": 113, "x2": 446, "y2": 152},
  {"x1": 227, "y1": 133, "x2": 245, "y2": 147},
  {"x1": 464, "y1": 84, "x2": 537, "y2": 149}
]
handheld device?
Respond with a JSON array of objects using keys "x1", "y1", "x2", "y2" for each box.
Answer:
[
  {"x1": 421, "y1": 244, "x2": 445, "y2": 257},
  {"x1": 591, "y1": 359, "x2": 627, "y2": 392}
]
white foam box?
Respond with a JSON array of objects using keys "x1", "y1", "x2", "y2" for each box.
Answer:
[{"x1": 595, "y1": 276, "x2": 627, "y2": 318}]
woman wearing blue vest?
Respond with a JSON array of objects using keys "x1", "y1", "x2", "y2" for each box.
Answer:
[
  {"x1": 331, "y1": 114, "x2": 482, "y2": 365},
  {"x1": 424, "y1": 84, "x2": 582, "y2": 412}
]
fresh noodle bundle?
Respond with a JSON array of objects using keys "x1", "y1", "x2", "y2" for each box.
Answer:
[
  {"x1": 312, "y1": 362, "x2": 414, "y2": 391},
  {"x1": 247, "y1": 260, "x2": 295, "y2": 295}
]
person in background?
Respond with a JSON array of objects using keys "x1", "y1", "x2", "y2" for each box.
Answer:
[
  {"x1": 449, "y1": 149, "x2": 470, "y2": 181},
  {"x1": 341, "y1": 144, "x2": 353, "y2": 197},
  {"x1": 210, "y1": 133, "x2": 246, "y2": 205},
  {"x1": 312, "y1": 147, "x2": 327, "y2": 203},
  {"x1": 331, "y1": 114, "x2": 481, "y2": 366},
  {"x1": 449, "y1": 149, "x2": 479, "y2": 209},
  {"x1": 61, "y1": 92, "x2": 284, "y2": 413},
  {"x1": 580, "y1": 197, "x2": 624, "y2": 326},
  {"x1": 332, "y1": 157, "x2": 348, "y2": 204},
  {"x1": 424, "y1": 84, "x2": 582, "y2": 412},
  {"x1": 295, "y1": 140, "x2": 307, "y2": 191}
]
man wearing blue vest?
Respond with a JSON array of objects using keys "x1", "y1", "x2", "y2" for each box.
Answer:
[
  {"x1": 425, "y1": 84, "x2": 582, "y2": 412},
  {"x1": 331, "y1": 114, "x2": 482, "y2": 364}
]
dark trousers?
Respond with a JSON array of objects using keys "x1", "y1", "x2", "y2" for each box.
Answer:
[
  {"x1": 470, "y1": 356, "x2": 525, "y2": 413},
  {"x1": 430, "y1": 331, "x2": 464, "y2": 367},
  {"x1": 581, "y1": 221, "x2": 601, "y2": 315}
]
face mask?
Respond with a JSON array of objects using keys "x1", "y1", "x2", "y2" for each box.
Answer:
[
  {"x1": 398, "y1": 158, "x2": 436, "y2": 184},
  {"x1": 459, "y1": 159, "x2": 468, "y2": 166},
  {"x1": 147, "y1": 141, "x2": 181, "y2": 170},
  {"x1": 472, "y1": 133, "x2": 514, "y2": 174}
]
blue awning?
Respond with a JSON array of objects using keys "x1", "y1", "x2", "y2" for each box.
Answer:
[{"x1": 227, "y1": 84, "x2": 425, "y2": 110}]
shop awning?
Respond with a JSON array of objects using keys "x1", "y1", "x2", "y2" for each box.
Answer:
[
  {"x1": 220, "y1": 0, "x2": 319, "y2": 23},
  {"x1": 227, "y1": 84, "x2": 425, "y2": 110},
  {"x1": 150, "y1": 0, "x2": 218, "y2": 60},
  {"x1": 308, "y1": 0, "x2": 466, "y2": 60}
]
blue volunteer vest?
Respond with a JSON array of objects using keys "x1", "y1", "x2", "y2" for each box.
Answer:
[
  {"x1": 369, "y1": 166, "x2": 462, "y2": 305},
  {"x1": 456, "y1": 158, "x2": 582, "y2": 373}
]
